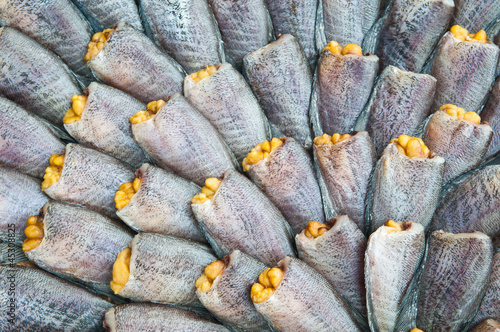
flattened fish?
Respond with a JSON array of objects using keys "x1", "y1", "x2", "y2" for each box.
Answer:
[
  {"x1": 480, "y1": 76, "x2": 500, "y2": 159},
  {"x1": 453, "y1": 0, "x2": 500, "y2": 34},
  {"x1": 72, "y1": 0, "x2": 143, "y2": 32}
]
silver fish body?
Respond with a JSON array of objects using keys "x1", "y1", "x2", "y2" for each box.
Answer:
[
  {"x1": 480, "y1": 76, "x2": 500, "y2": 159},
  {"x1": 43, "y1": 143, "x2": 135, "y2": 219},
  {"x1": 243, "y1": 34, "x2": 313, "y2": 148},
  {"x1": 104, "y1": 303, "x2": 230, "y2": 332},
  {"x1": 64, "y1": 82, "x2": 148, "y2": 169},
  {"x1": 191, "y1": 169, "x2": 296, "y2": 266},
  {"x1": 430, "y1": 32, "x2": 500, "y2": 112},
  {"x1": 116, "y1": 163, "x2": 207, "y2": 243},
  {"x1": 72, "y1": 0, "x2": 143, "y2": 32},
  {"x1": 184, "y1": 63, "x2": 270, "y2": 162},
  {"x1": 0, "y1": 26, "x2": 82, "y2": 125},
  {"x1": 245, "y1": 137, "x2": 324, "y2": 234},
  {"x1": 87, "y1": 22, "x2": 185, "y2": 104},
  {"x1": 453, "y1": 0, "x2": 500, "y2": 34},
  {"x1": 0, "y1": 265, "x2": 113, "y2": 331},
  {"x1": 25, "y1": 201, "x2": 134, "y2": 294},
  {"x1": 470, "y1": 319, "x2": 500, "y2": 332},
  {"x1": 131, "y1": 94, "x2": 237, "y2": 187},
  {"x1": 416, "y1": 231, "x2": 493, "y2": 332},
  {"x1": 116, "y1": 233, "x2": 216, "y2": 306},
  {"x1": 196, "y1": 250, "x2": 271, "y2": 332},
  {"x1": 0, "y1": 97, "x2": 65, "y2": 178},
  {"x1": 139, "y1": 0, "x2": 224, "y2": 74},
  {"x1": 365, "y1": 221, "x2": 425, "y2": 332}
]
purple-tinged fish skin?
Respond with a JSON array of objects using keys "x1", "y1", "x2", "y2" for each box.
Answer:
[
  {"x1": 139, "y1": 0, "x2": 224, "y2": 74},
  {"x1": 314, "y1": 131, "x2": 376, "y2": 233},
  {"x1": 0, "y1": 167, "x2": 48, "y2": 246},
  {"x1": 364, "y1": 66, "x2": 436, "y2": 157},
  {"x1": 115, "y1": 233, "x2": 216, "y2": 307},
  {"x1": 430, "y1": 32, "x2": 500, "y2": 112},
  {"x1": 470, "y1": 319, "x2": 500, "y2": 332},
  {"x1": 0, "y1": 0, "x2": 93, "y2": 77},
  {"x1": 196, "y1": 250, "x2": 271, "y2": 332},
  {"x1": 365, "y1": 221, "x2": 425, "y2": 332},
  {"x1": 64, "y1": 82, "x2": 148, "y2": 169},
  {"x1": 429, "y1": 165, "x2": 500, "y2": 239},
  {"x1": 243, "y1": 34, "x2": 313, "y2": 148},
  {"x1": 0, "y1": 97, "x2": 65, "y2": 179},
  {"x1": 131, "y1": 94, "x2": 237, "y2": 187},
  {"x1": 86, "y1": 22, "x2": 185, "y2": 104},
  {"x1": 0, "y1": 27, "x2": 82, "y2": 125},
  {"x1": 191, "y1": 169, "x2": 296, "y2": 266},
  {"x1": 72, "y1": 0, "x2": 143, "y2": 32},
  {"x1": 296, "y1": 215, "x2": 367, "y2": 321},
  {"x1": 104, "y1": 303, "x2": 230, "y2": 332},
  {"x1": 43, "y1": 143, "x2": 135, "y2": 219},
  {"x1": 416, "y1": 231, "x2": 493, "y2": 332},
  {"x1": 453, "y1": 0, "x2": 500, "y2": 34},
  {"x1": 480, "y1": 77, "x2": 500, "y2": 159},
  {"x1": 245, "y1": 137, "x2": 324, "y2": 234},
  {"x1": 367, "y1": 143, "x2": 445, "y2": 233},
  {"x1": 375, "y1": 0, "x2": 455, "y2": 72},
  {"x1": 312, "y1": 49, "x2": 379, "y2": 136},
  {"x1": 184, "y1": 63, "x2": 270, "y2": 162},
  {"x1": 116, "y1": 164, "x2": 207, "y2": 243},
  {"x1": 253, "y1": 256, "x2": 361, "y2": 331},
  {"x1": 423, "y1": 109, "x2": 492, "y2": 183},
  {"x1": 0, "y1": 265, "x2": 113, "y2": 331},
  {"x1": 24, "y1": 201, "x2": 133, "y2": 295}
]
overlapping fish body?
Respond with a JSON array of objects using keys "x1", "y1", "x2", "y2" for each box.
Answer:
[
  {"x1": 453, "y1": 0, "x2": 500, "y2": 34},
  {"x1": 72, "y1": 0, "x2": 143, "y2": 32},
  {"x1": 0, "y1": 27, "x2": 82, "y2": 125},
  {"x1": 480, "y1": 77, "x2": 500, "y2": 159}
]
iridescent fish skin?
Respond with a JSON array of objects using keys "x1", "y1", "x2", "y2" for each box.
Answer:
[
  {"x1": 104, "y1": 303, "x2": 230, "y2": 332},
  {"x1": 243, "y1": 34, "x2": 313, "y2": 148},
  {"x1": 86, "y1": 22, "x2": 185, "y2": 104},
  {"x1": 416, "y1": 231, "x2": 493, "y2": 332},
  {"x1": 470, "y1": 319, "x2": 500, "y2": 332},
  {"x1": 25, "y1": 201, "x2": 133, "y2": 295},
  {"x1": 430, "y1": 32, "x2": 500, "y2": 112},
  {"x1": 453, "y1": 0, "x2": 500, "y2": 34},
  {"x1": 0, "y1": 97, "x2": 65, "y2": 178},
  {"x1": 116, "y1": 164, "x2": 207, "y2": 243},
  {"x1": 130, "y1": 94, "x2": 237, "y2": 187},
  {"x1": 480, "y1": 77, "x2": 500, "y2": 159},
  {"x1": 139, "y1": 0, "x2": 224, "y2": 73},
  {"x1": 0, "y1": 265, "x2": 113, "y2": 331},
  {"x1": 375, "y1": 0, "x2": 455, "y2": 72},
  {"x1": 0, "y1": 26, "x2": 82, "y2": 125},
  {"x1": 245, "y1": 137, "x2": 324, "y2": 234},
  {"x1": 0, "y1": 0, "x2": 93, "y2": 76},
  {"x1": 72, "y1": 0, "x2": 143, "y2": 32}
]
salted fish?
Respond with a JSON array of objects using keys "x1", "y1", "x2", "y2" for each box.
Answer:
[
  {"x1": 480, "y1": 76, "x2": 500, "y2": 159},
  {"x1": 453, "y1": 0, "x2": 500, "y2": 34},
  {"x1": 72, "y1": 0, "x2": 143, "y2": 32}
]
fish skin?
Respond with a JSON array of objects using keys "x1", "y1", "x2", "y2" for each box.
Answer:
[
  {"x1": 87, "y1": 22, "x2": 185, "y2": 104},
  {"x1": 314, "y1": 131, "x2": 376, "y2": 233},
  {"x1": 480, "y1": 76, "x2": 500, "y2": 159},
  {"x1": 470, "y1": 319, "x2": 500, "y2": 332},
  {"x1": 0, "y1": 26, "x2": 82, "y2": 125},
  {"x1": 0, "y1": 240, "x2": 27, "y2": 265},
  {"x1": 64, "y1": 82, "x2": 148, "y2": 169},
  {"x1": 139, "y1": 0, "x2": 224, "y2": 74},
  {"x1": 0, "y1": 265, "x2": 113, "y2": 331},
  {"x1": 453, "y1": 0, "x2": 500, "y2": 34},
  {"x1": 0, "y1": 97, "x2": 65, "y2": 179},
  {"x1": 365, "y1": 222, "x2": 425, "y2": 332},
  {"x1": 184, "y1": 63, "x2": 270, "y2": 162},
  {"x1": 196, "y1": 250, "x2": 271, "y2": 332},
  {"x1": 243, "y1": 34, "x2": 313, "y2": 148},
  {"x1": 313, "y1": 49, "x2": 379, "y2": 136},
  {"x1": 0, "y1": 167, "x2": 48, "y2": 246},
  {"x1": 43, "y1": 143, "x2": 135, "y2": 219},
  {"x1": 366, "y1": 143, "x2": 445, "y2": 233},
  {"x1": 131, "y1": 94, "x2": 237, "y2": 187},
  {"x1": 416, "y1": 231, "x2": 493, "y2": 332},
  {"x1": 207, "y1": 0, "x2": 273, "y2": 70},
  {"x1": 191, "y1": 169, "x2": 296, "y2": 266},
  {"x1": 104, "y1": 303, "x2": 230, "y2": 332},
  {"x1": 429, "y1": 165, "x2": 500, "y2": 239},
  {"x1": 295, "y1": 215, "x2": 367, "y2": 321},
  {"x1": 430, "y1": 32, "x2": 500, "y2": 112},
  {"x1": 245, "y1": 137, "x2": 325, "y2": 234},
  {"x1": 364, "y1": 65, "x2": 437, "y2": 157},
  {"x1": 72, "y1": 0, "x2": 143, "y2": 32},
  {"x1": 116, "y1": 233, "x2": 216, "y2": 307},
  {"x1": 0, "y1": 0, "x2": 93, "y2": 77},
  {"x1": 375, "y1": 0, "x2": 455, "y2": 72},
  {"x1": 116, "y1": 163, "x2": 207, "y2": 243},
  {"x1": 253, "y1": 256, "x2": 361, "y2": 331},
  {"x1": 25, "y1": 201, "x2": 134, "y2": 295},
  {"x1": 423, "y1": 109, "x2": 493, "y2": 183}
]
